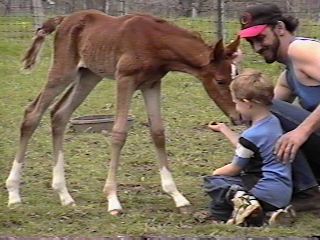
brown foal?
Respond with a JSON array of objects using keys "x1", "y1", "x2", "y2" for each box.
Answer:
[{"x1": 6, "y1": 10, "x2": 241, "y2": 215}]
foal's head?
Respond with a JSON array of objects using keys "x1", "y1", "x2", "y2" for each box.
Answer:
[{"x1": 202, "y1": 36, "x2": 243, "y2": 124}]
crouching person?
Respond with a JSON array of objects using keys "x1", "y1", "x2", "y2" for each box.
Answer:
[{"x1": 204, "y1": 69, "x2": 295, "y2": 226}]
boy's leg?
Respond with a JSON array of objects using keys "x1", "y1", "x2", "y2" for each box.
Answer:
[
  {"x1": 227, "y1": 190, "x2": 263, "y2": 226},
  {"x1": 203, "y1": 175, "x2": 244, "y2": 222},
  {"x1": 268, "y1": 205, "x2": 296, "y2": 226},
  {"x1": 258, "y1": 199, "x2": 296, "y2": 226}
]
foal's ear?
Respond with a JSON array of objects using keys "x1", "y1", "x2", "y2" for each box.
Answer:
[
  {"x1": 210, "y1": 39, "x2": 225, "y2": 61},
  {"x1": 225, "y1": 36, "x2": 241, "y2": 58}
]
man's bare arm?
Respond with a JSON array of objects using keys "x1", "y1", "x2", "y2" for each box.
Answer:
[
  {"x1": 275, "y1": 40, "x2": 320, "y2": 162},
  {"x1": 274, "y1": 70, "x2": 296, "y2": 102}
]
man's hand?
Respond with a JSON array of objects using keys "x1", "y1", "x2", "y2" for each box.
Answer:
[{"x1": 275, "y1": 128, "x2": 309, "y2": 163}]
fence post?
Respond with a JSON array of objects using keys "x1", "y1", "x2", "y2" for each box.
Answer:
[
  {"x1": 191, "y1": 2, "x2": 198, "y2": 18},
  {"x1": 119, "y1": 0, "x2": 126, "y2": 16},
  {"x1": 215, "y1": 0, "x2": 226, "y2": 41},
  {"x1": 104, "y1": 0, "x2": 110, "y2": 14},
  {"x1": 32, "y1": 0, "x2": 45, "y2": 29}
]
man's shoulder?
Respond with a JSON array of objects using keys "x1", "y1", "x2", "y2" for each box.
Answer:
[{"x1": 289, "y1": 38, "x2": 320, "y2": 59}]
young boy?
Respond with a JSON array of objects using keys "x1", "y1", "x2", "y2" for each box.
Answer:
[{"x1": 203, "y1": 69, "x2": 295, "y2": 226}]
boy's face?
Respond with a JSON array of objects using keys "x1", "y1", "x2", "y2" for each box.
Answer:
[{"x1": 231, "y1": 93, "x2": 252, "y2": 121}]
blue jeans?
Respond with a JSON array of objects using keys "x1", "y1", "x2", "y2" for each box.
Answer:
[
  {"x1": 271, "y1": 100, "x2": 320, "y2": 192},
  {"x1": 203, "y1": 175, "x2": 278, "y2": 221},
  {"x1": 203, "y1": 175, "x2": 244, "y2": 221}
]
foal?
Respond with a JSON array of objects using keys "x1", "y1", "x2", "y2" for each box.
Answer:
[{"x1": 6, "y1": 10, "x2": 240, "y2": 215}]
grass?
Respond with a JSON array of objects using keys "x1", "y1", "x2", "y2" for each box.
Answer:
[{"x1": 0, "y1": 17, "x2": 320, "y2": 238}]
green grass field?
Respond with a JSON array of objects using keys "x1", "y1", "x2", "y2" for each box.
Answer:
[{"x1": 0, "y1": 17, "x2": 319, "y2": 238}]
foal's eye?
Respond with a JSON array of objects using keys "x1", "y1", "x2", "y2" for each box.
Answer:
[{"x1": 216, "y1": 79, "x2": 225, "y2": 85}]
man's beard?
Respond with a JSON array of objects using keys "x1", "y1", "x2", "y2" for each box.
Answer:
[{"x1": 262, "y1": 34, "x2": 280, "y2": 64}]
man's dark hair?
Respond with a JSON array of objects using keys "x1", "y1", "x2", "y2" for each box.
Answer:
[{"x1": 240, "y1": 3, "x2": 299, "y2": 33}]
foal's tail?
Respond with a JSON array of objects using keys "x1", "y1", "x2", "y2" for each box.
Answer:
[{"x1": 22, "y1": 16, "x2": 65, "y2": 71}]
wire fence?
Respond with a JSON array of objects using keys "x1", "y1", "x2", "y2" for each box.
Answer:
[
  {"x1": 1, "y1": 0, "x2": 320, "y2": 41},
  {"x1": 1, "y1": 0, "x2": 320, "y2": 45}
]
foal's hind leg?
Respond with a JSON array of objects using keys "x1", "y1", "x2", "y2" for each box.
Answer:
[
  {"x1": 50, "y1": 69, "x2": 102, "y2": 206},
  {"x1": 6, "y1": 70, "x2": 77, "y2": 207},
  {"x1": 141, "y1": 82, "x2": 190, "y2": 211}
]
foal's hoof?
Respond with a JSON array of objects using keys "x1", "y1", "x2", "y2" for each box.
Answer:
[
  {"x1": 66, "y1": 202, "x2": 76, "y2": 207},
  {"x1": 8, "y1": 201, "x2": 22, "y2": 209},
  {"x1": 61, "y1": 199, "x2": 76, "y2": 207},
  {"x1": 179, "y1": 205, "x2": 192, "y2": 214},
  {"x1": 109, "y1": 209, "x2": 123, "y2": 216}
]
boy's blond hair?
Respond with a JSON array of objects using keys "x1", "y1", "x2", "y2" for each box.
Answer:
[{"x1": 230, "y1": 69, "x2": 274, "y2": 106}]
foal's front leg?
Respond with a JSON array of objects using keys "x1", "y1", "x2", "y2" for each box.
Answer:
[
  {"x1": 103, "y1": 76, "x2": 136, "y2": 215},
  {"x1": 141, "y1": 82, "x2": 190, "y2": 211}
]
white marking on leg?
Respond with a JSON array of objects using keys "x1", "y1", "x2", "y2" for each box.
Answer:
[
  {"x1": 160, "y1": 167, "x2": 190, "y2": 208},
  {"x1": 6, "y1": 160, "x2": 23, "y2": 206},
  {"x1": 104, "y1": 180, "x2": 122, "y2": 212},
  {"x1": 52, "y1": 151, "x2": 75, "y2": 206},
  {"x1": 108, "y1": 194, "x2": 122, "y2": 212}
]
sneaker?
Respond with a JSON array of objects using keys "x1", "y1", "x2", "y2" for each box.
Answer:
[
  {"x1": 227, "y1": 191, "x2": 263, "y2": 226},
  {"x1": 292, "y1": 186, "x2": 320, "y2": 211},
  {"x1": 268, "y1": 205, "x2": 296, "y2": 226}
]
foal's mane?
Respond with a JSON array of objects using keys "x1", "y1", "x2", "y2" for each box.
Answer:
[{"x1": 127, "y1": 12, "x2": 208, "y2": 46}]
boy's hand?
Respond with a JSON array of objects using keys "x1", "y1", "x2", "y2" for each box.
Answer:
[
  {"x1": 208, "y1": 122, "x2": 227, "y2": 132},
  {"x1": 208, "y1": 121, "x2": 238, "y2": 146}
]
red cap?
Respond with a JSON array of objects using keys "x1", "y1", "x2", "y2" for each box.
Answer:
[{"x1": 239, "y1": 25, "x2": 268, "y2": 38}]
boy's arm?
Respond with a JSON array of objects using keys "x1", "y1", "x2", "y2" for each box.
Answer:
[
  {"x1": 212, "y1": 138, "x2": 254, "y2": 176},
  {"x1": 212, "y1": 163, "x2": 242, "y2": 176},
  {"x1": 208, "y1": 123, "x2": 239, "y2": 147}
]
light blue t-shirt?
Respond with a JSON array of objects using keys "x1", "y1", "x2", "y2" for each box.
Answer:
[{"x1": 232, "y1": 114, "x2": 292, "y2": 208}]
